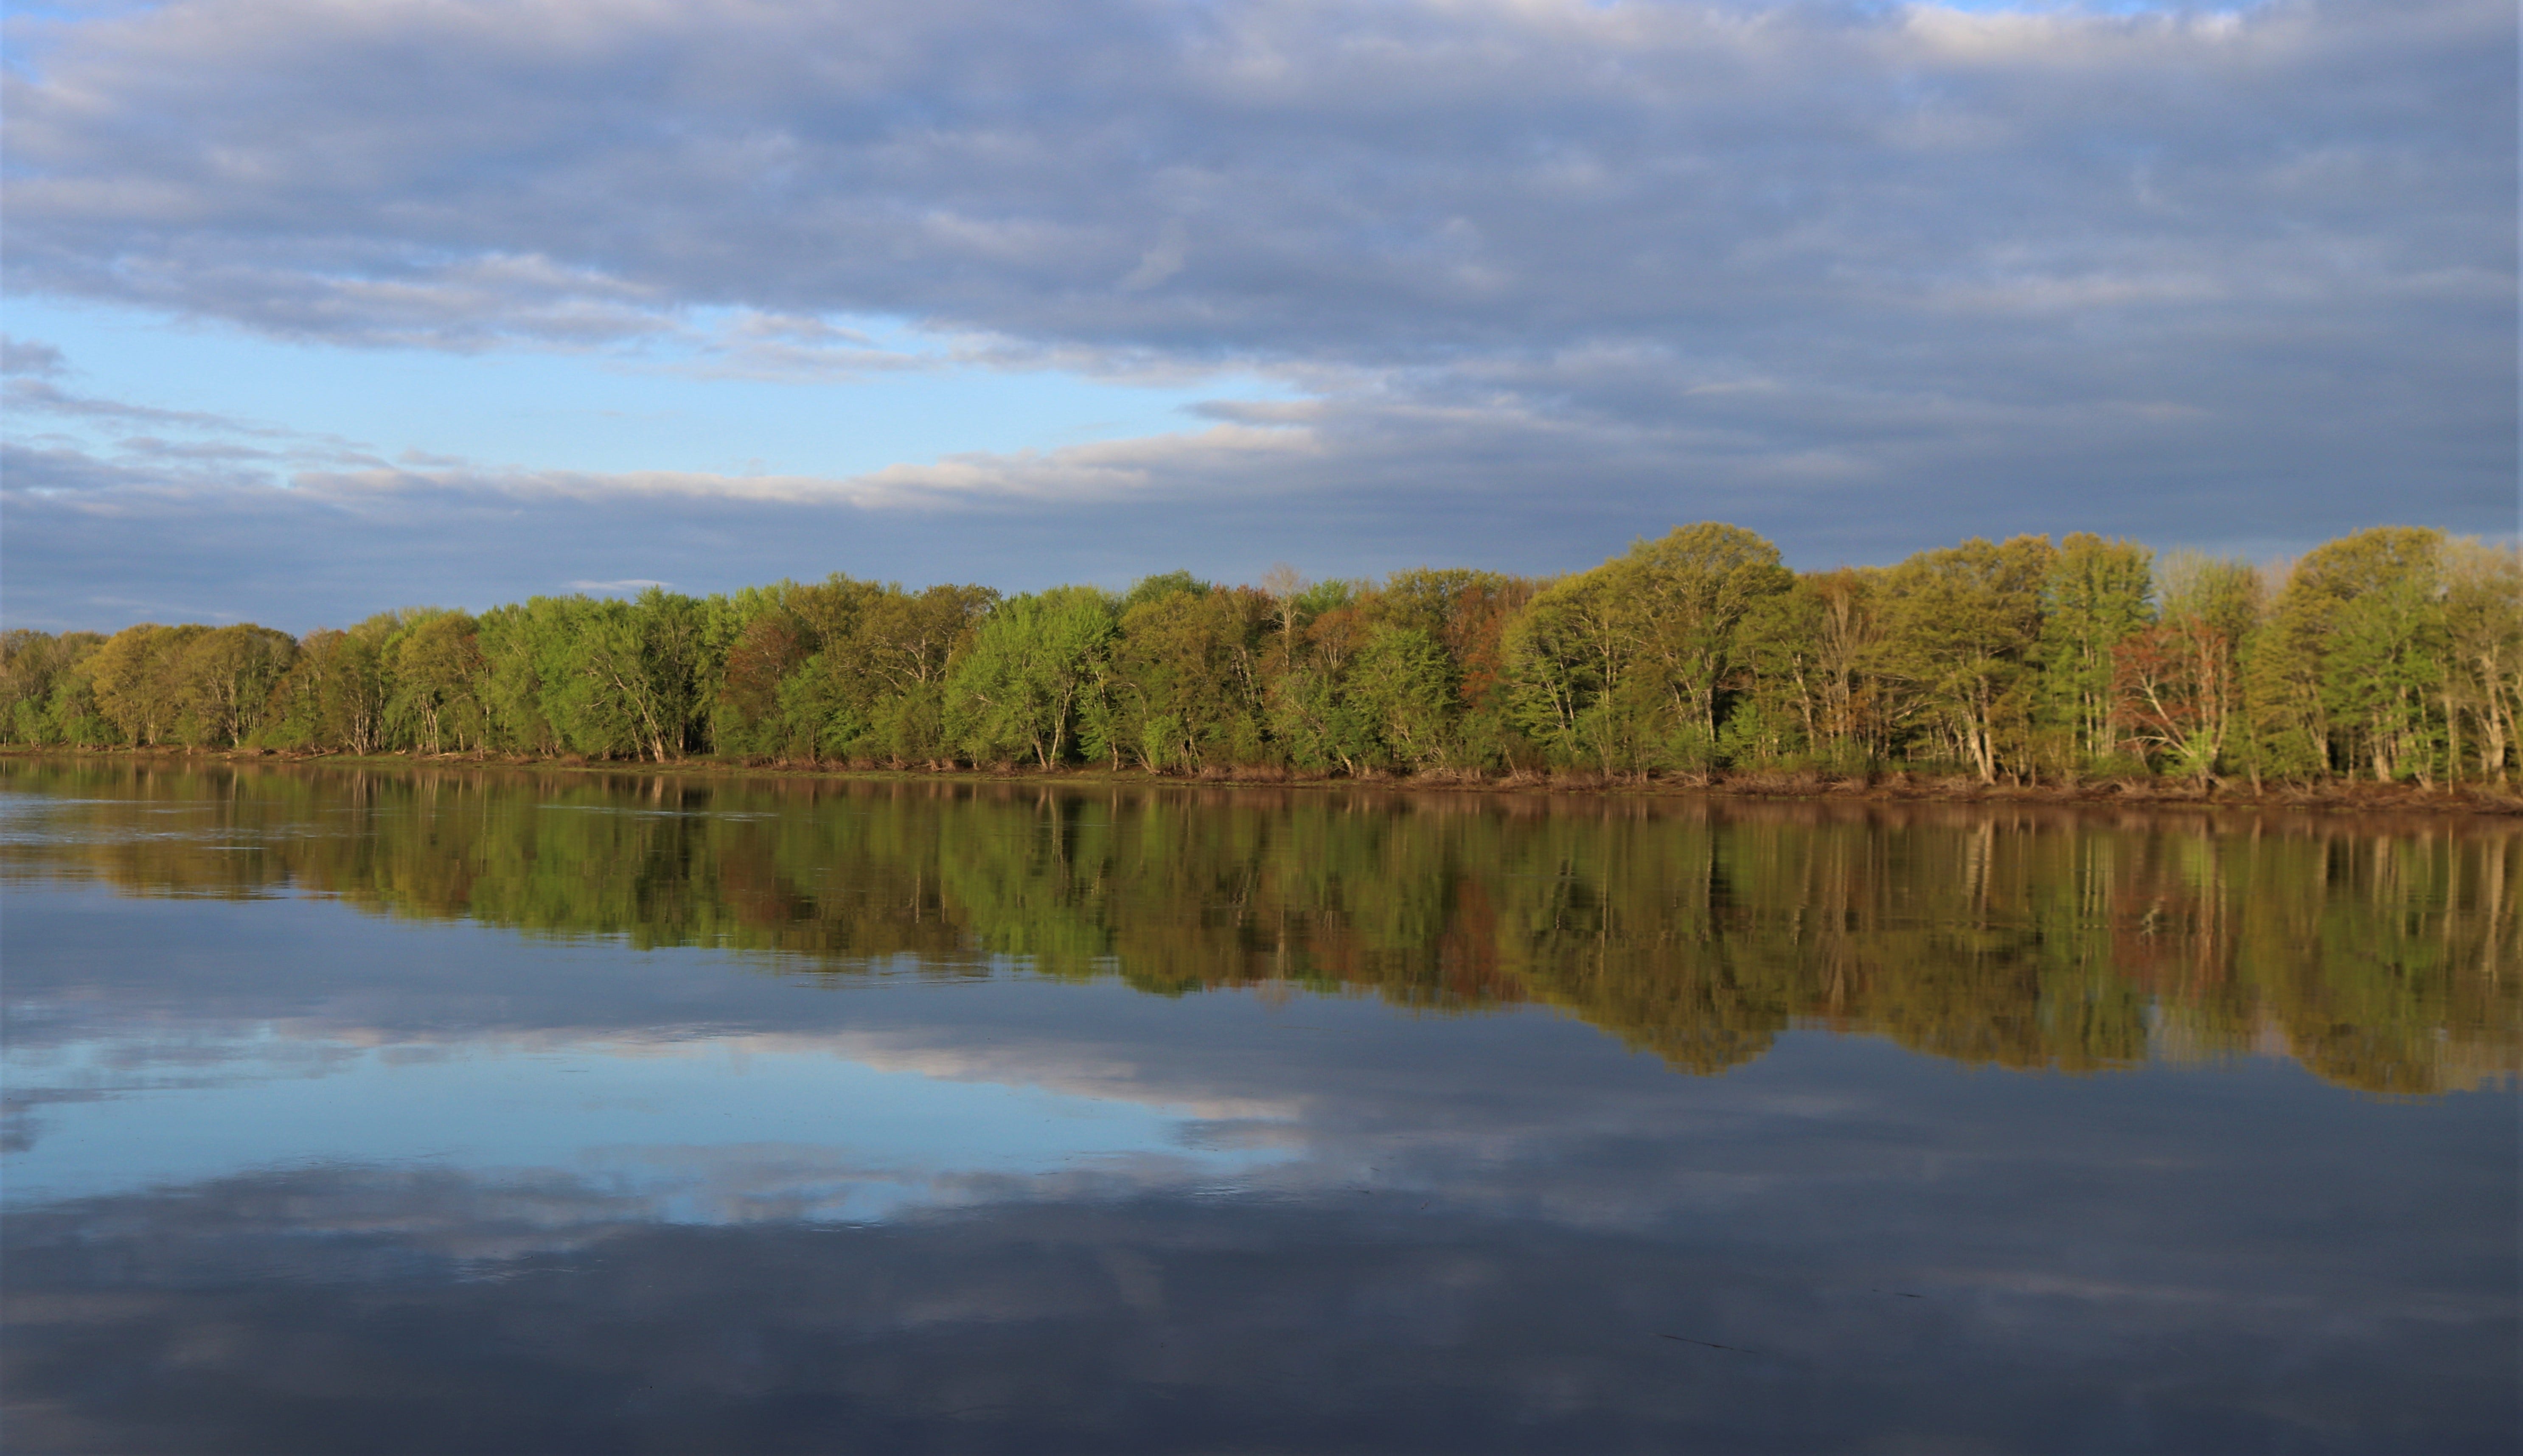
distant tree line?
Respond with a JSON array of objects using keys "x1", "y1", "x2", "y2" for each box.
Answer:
[{"x1": 6, "y1": 523, "x2": 2519, "y2": 786}]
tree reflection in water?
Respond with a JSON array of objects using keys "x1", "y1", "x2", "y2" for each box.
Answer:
[{"x1": 6, "y1": 758, "x2": 2511, "y2": 1096}]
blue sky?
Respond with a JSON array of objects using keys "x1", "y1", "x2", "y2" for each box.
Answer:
[
  {"x1": 3, "y1": 0, "x2": 2514, "y2": 631},
  {"x1": 8, "y1": 293, "x2": 1286, "y2": 481}
]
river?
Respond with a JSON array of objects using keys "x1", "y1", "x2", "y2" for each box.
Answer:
[{"x1": 3, "y1": 760, "x2": 2514, "y2": 1452}]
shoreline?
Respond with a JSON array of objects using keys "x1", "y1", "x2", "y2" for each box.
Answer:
[{"x1": 9, "y1": 745, "x2": 2520, "y2": 817}]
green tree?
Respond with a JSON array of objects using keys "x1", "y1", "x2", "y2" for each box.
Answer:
[
  {"x1": 702, "y1": 576, "x2": 991, "y2": 763},
  {"x1": 1122, "y1": 570, "x2": 1208, "y2": 611},
  {"x1": 1504, "y1": 564, "x2": 1640, "y2": 773},
  {"x1": 1797, "y1": 568, "x2": 1887, "y2": 766},
  {"x1": 473, "y1": 605, "x2": 555, "y2": 754},
  {"x1": 1618, "y1": 523, "x2": 1795, "y2": 750},
  {"x1": 1728, "y1": 581, "x2": 1825, "y2": 767},
  {"x1": 2036, "y1": 533, "x2": 2154, "y2": 769},
  {"x1": 715, "y1": 603, "x2": 813, "y2": 757},
  {"x1": 2239, "y1": 564, "x2": 2327, "y2": 784},
  {"x1": 1346, "y1": 625, "x2": 1457, "y2": 770},
  {"x1": 1873, "y1": 537, "x2": 2056, "y2": 782},
  {"x1": 1366, "y1": 567, "x2": 1540, "y2": 769},
  {"x1": 2440, "y1": 540, "x2": 2522, "y2": 781},
  {"x1": 522, "y1": 591, "x2": 710, "y2": 762},
  {"x1": 1, "y1": 631, "x2": 112, "y2": 745},
  {"x1": 261, "y1": 615, "x2": 397, "y2": 752},
  {"x1": 385, "y1": 611, "x2": 486, "y2": 754},
  {"x1": 765, "y1": 576, "x2": 887, "y2": 760},
  {"x1": 89, "y1": 623, "x2": 208, "y2": 746},
  {"x1": 1726, "y1": 568, "x2": 1894, "y2": 771},
  {"x1": 852, "y1": 584, "x2": 996, "y2": 764},
  {"x1": 1109, "y1": 585, "x2": 1266, "y2": 771},
  {"x1": 2253, "y1": 528, "x2": 2448, "y2": 782},
  {"x1": 1504, "y1": 524, "x2": 1790, "y2": 775},
  {"x1": 176, "y1": 623, "x2": 297, "y2": 747},
  {"x1": 946, "y1": 586, "x2": 1119, "y2": 767}
]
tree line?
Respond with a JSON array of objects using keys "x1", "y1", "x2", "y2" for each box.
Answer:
[
  {"x1": 6, "y1": 522, "x2": 2518, "y2": 787},
  {"x1": 8, "y1": 760, "x2": 2511, "y2": 1097}
]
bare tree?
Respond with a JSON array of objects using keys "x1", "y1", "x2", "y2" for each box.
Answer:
[{"x1": 1260, "y1": 563, "x2": 1308, "y2": 673}]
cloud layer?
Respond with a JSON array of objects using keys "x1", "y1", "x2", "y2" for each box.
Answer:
[{"x1": 3, "y1": 0, "x2": 2515, "y2": 624}]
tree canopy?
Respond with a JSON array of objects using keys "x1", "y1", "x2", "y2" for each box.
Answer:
[{"x1": 7, "y1": 524, "x2": 2515, "y2": 788}]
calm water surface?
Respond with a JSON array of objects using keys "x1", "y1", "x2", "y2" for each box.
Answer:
[{"x1": 3, "y1": 760, "x2": 2515, "y2": 1453}]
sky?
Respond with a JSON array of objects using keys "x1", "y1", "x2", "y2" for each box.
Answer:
[{"x1": 2, "y1": 0, "x2": 2515, "y2": 631}]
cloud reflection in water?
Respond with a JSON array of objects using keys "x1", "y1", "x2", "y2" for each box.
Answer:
[{"x1": 2, "y1": 771, "x2": 2515, "y2": 1451}]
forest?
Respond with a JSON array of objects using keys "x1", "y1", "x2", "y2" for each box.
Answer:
[{"x1": 6, "y1": 523, "x2": 2520, "y2": 789}]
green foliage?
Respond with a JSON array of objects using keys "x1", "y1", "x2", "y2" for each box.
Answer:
[
  {"x1": 1873, "y1": 536, "x2": 2056, "y2": 782},
  {"x1": 1620, "y1": 522, "x2": 1795, "y2": 741},
  {"x1": 474, "y1": 605, "x2": 555, "y2": 753},
  {"x1": 2441, "y1": 541, "x2": 2523, "y2": 778},
  {"x1": 1346, "y1": 626, "x2": 1457, "y2": 770},
  {"x1": 1266, "y1": 660, "x2": 1374, "y2": 774},
  {"x1": 1122, "y1": 570, "x2": 1208, "y2": 611},
  {"x1": 715, "y1": 607, "x2": 814, "y2": 757},
  {"x1": 89, "y1": 623, "x2": 209, "y2": 746},
  {"x1": 384, "y1": 612, "x2": 485, "y2": 754},
  {"x1": 2250, "y1": 527, "x2": 2453, "y2": 783},
  {"x1": 726, "y1": 578, "x2": 998, "y2": 764},
  {"x1": 1730, "y1": 568, "x2": 1885, "y2": 771},
  {"x1": 2037, "y1": 534, "x2": 2154, "y2": 771},
  {"x1": 1728, "y1": 581, "x2": 1825, "y2": 767},
  {"x1": 1505, "y1": 564, "x2": 1640, "y2": 772},
  {"x1": 7, "y1": 523, "x2": 2500, "y2": 786},
  {"x1": 524, "y1": 597, "x2": 665, "y2": 760},
  {"x1": 1503, "y1": 524, "x2": 1793, "y2": 774},
  {"x1": 264, "y1": 612, "x2": 418, "y2": 752},
  {"x1": 946, "y1": 586, "x2": 1120, "y2": 766},
  {"x1": 1108, "y1": 587, "x2": 1266, "y2": 770},
  {"x1": 1, "y1": 631, "x2": 116, "y2": 746}
]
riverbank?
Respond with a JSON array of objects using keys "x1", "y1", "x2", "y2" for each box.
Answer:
[{"x1": 11, "y1": 745, "x2": 2520, "y2": 816}]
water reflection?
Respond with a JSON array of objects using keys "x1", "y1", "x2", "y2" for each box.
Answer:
[
  {"x1": 4, "y1": 758, "x2": 2514, "y2": 1094},
  {"x1": 2, "y1": 760, "x2": 2516, "y2": 1453},
  {"x1": 15, "y1": 1123, "x2": 2512, "y2": 1456}
]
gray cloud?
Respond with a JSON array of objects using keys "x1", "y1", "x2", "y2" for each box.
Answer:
[
  {"x1": 6, "y1": 372, "x2": 339, "y2": 442},
  {"x1": 0, "y1": 333, "x2": 66, "y2": 377},
  {"x1": 0, "y1": 0, "x2": 2514, "y2": 617},
  {"x1": 3, "y1": 352, "x2": 2498, "y2": 632},
  {"x1": 11, "y1": 2, "x2": 2506, "y2": 349}
]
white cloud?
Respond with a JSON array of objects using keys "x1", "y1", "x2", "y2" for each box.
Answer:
[{"x1": 1119, "y1": 220, "x2": 1191, "y2": 293}]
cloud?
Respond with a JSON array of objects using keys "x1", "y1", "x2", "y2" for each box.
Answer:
[
  {"x1": 566, "y1": 577, "x2": 671, "y2": 593},
  {"x1": 267, "y1": 416, "x2": 1314, "y2": 511},
  {"x1": 9, "y1": 373, "x2": 285, "y2": 435},
  {"x1": 0, "y1": 0, "x2": 2512, "y2": 617},
  {"x1": 1118, "y1": 220, "x2": 1190, "y2": 293},
  {"x1": 0, "y1": 384, "x2": 393, "y2": 603},
  {"x1": 1, "y1": 345, "x2": 388, "y2": 485},
  {"x1": 1, "y1": 334, "x2": 67, "y2": 377},
  {"x1": 7, "y1": 1, "x2": 2507, "y2": 352},
  {"x1": 0, "y1": 343, "x2": 2506, "y2": 632}
]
